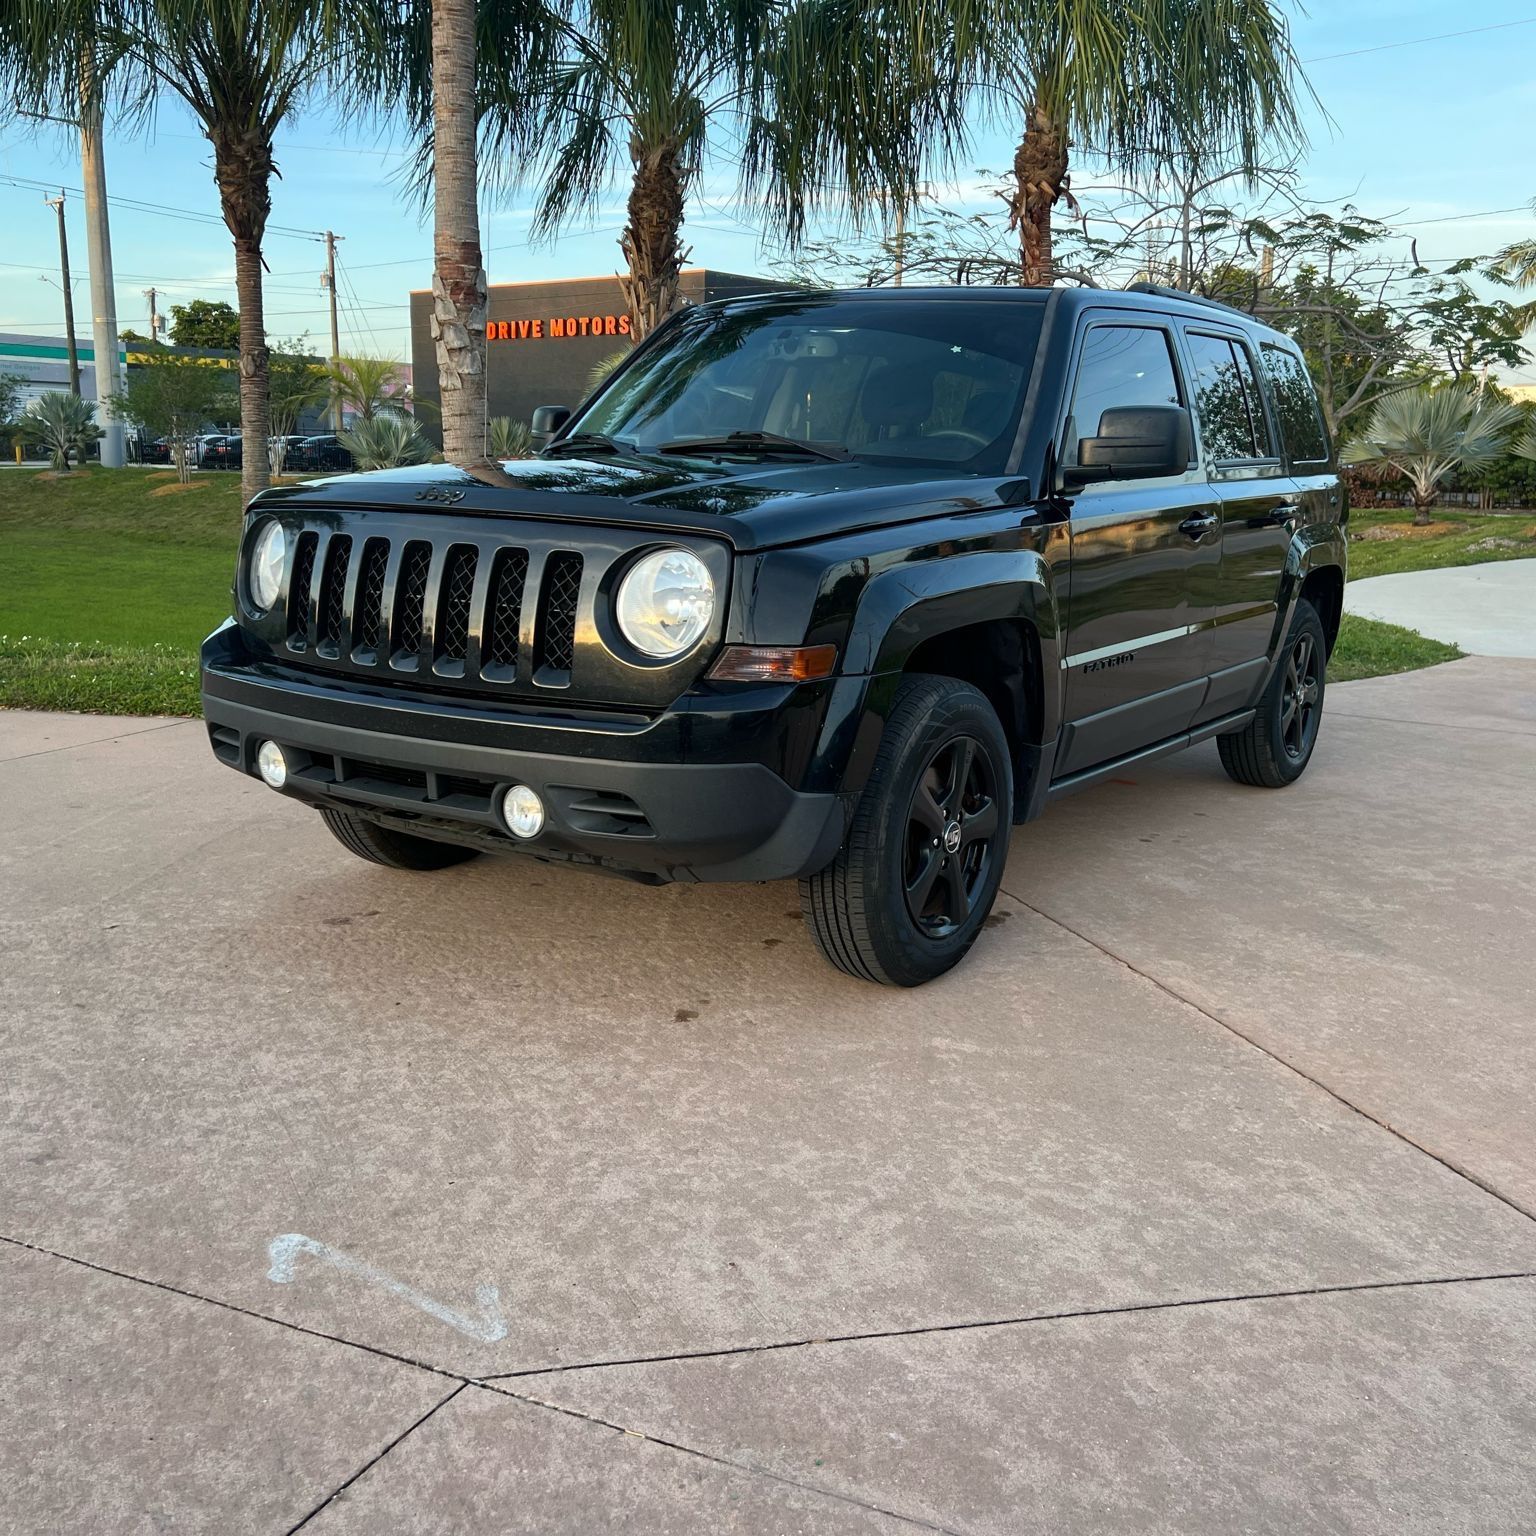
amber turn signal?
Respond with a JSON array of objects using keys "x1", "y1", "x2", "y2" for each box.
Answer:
[{"x1": 708, "y1": 644, "x2": 838, "y2": 683}]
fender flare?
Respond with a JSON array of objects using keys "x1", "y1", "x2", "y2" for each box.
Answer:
[
  {"x1": 1263, "y1": 526, "x2": 1348, "y2": 680},
  {"x1": 822, "y1": 549, "x2": 1065, "y2": 799}
]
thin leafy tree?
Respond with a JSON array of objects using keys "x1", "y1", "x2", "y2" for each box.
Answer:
[
  {"x1": 0, "y1": 0, "x2": 387, "y2": 499},
  {"x1": 268, "y1": 340, "x2": 328, "y2": 476},
  {"x1": 1342, "y1": 386, "x2": 1521, "y2": 527},
  {"x1": 110, "y1": 350, "x2": 236, "y2": 480}
]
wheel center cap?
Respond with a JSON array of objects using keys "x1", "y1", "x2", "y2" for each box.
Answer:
[{"x1": 943, "y1": 819, "x2": 963, "y2": 854}]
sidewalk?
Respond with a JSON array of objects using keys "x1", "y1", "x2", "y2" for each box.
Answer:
[{"x1": 1345, "y1": 559, "x2": 1536, "y2": 657}]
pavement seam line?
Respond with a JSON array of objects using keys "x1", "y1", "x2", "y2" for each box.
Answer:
[
  {"x1": 1326, "y1": 709, "x2": 1536, "y2": 737},
  {"x1": 0, "y1": 716, "x2": 195, "y2": 764},
  {"x1": 284, "y1": 1382, "x2": 468, "y2": 1534},
  {"x1": 0, "y1": 1232, "x2": 466, "y2": 1384},
  {"x1": 478, "y1": 1269, "x2": 1536, "y2": 1381},
  {"x1": 999, "y1": 885, "x2": 1536, "y2": 1227},
  {"x1": 474, "y1": 1380, "x2": 972, "y2": 1536}
]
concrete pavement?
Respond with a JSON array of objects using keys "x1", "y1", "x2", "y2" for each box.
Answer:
[
  {"x1": 3, "y1": 656, "x2": 1534, "y2": 1531},
  {"x1": 1345, "y1": 558, "x2": 1536, "y2": 657}
]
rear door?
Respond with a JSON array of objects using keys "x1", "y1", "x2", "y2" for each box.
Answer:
[
  {"x1": 1056, "y1": 315, "x2": 1222, "y2": 777},
  {"x1": 1178, "y1": 325, "x2": 1297, "y2": 721}
]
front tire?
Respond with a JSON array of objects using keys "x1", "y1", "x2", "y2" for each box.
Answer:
[
  {"x1": 318, "y1": 807, "x2": 480, "y2": 870},
  {"x1": 1217, "y1": 598, "x2": 1327, "y2": 788},
  {"x1": 801, "y1": 675, "x2": 1013, "y2": 986}
]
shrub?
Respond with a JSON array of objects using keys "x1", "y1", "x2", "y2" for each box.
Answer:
[{"x1": 338, "y1": 413, "x2": 432, "y2": 470}]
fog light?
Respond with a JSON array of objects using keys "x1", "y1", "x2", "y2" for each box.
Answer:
[
  {"x1": 256, "y1": 740, "x2": 288, "y2": 788},
  {"x1": 501, "y1": 783, "x2": 545, "y2": 839}
]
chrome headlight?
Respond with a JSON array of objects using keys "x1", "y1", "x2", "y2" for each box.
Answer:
[
  {"x1": 249, "y1": 519, "x2": 288, "y2": 613},
  {"x1": 615, "y1": 548, "x2": 715, "y2": 658}
]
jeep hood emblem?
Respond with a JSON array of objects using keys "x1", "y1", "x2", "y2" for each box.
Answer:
[{"x1": 416, "y1": 486, "x2": 466, "y2": 505}]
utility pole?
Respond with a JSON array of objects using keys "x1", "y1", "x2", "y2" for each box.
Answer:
[
  {"x1": 44, "y1": 191, "x2": 81, "y2": 395},
  {"x1": 893, "y1": 203, "x2": 906, "y2": 288},
  {"x1": 322, "y1": 231, "x2": 343, "y2": 431},
  {"x1": 143, "y1": 286, "x2": 162, "y2": 343},
  {"x1": 79, "y1": 88, "x2": 125, "y2": 468}
]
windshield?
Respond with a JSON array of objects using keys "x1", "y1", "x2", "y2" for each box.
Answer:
[{"x1": 570, "y1": 296, "x2": 1045, "y2": 474}]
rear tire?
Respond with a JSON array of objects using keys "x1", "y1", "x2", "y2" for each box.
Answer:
[
  {"x1": 1217, "y1": 598, "x2": 1327, "y2": 788},
  {"x1": 801, "y1": 674, "x2": 1013, "y2": 986},
  {"x1": 318, "y1": 807, "x2": 480, "y2": 870}
]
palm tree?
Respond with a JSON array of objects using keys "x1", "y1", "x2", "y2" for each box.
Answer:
[
  {"x1": 476, "y1": 0, "x2": 966, "y2": 340},
  {"x1": 324, "y1": 355, "x2": 405, "y2": 424},
  {"x1": 0, "y1": 1, "x2": 380, "y2": 500},
  {"x1": 998, "y1": 0, "x2": 1310, "y2": 286},
  {"x1": 1342, "y1": 386, "x2": 1521, "y2": 527},
  {"x1": 423, "y1": 0, "x2": 490, "y2": 464},
  {"x1": 23, "y1": 390, "x2": 99, "y2": 470}
]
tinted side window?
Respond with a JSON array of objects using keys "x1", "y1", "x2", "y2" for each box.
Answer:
[
  {"x1": 1066, "y1": 325, "x2": 1182, "y2": 466},
  {"x1": 1260, "y1": 345, "x2": 1330, "y2": 464},
  {"x1": 1185, "y1": 332, "x2": 1274, "y2": 462}
]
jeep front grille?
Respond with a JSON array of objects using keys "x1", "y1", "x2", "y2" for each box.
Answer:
[
  {"x1": 284, "y1": 527, "x2": 592, "y2": 691},
  {"x1": 264, "y1": 509, "x2": 724, "y2": 708}
]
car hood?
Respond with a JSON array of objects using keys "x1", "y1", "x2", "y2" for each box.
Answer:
[{"x1": 254, "y1": 455, "x2": 1027, "y2": 552}]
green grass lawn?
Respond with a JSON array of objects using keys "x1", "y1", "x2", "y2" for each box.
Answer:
[
  {"x1": 1347, "y1": 505, "x2": 1536, "y2": 579},
  {"x1": 1, "y1": 467, "x2": 243, "y2": 714},
  {"x1": 0, "y1": 468, "x2": 1490, "y2": 718}
]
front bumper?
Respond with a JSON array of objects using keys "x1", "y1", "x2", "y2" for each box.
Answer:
[{"x1": 201, "y1": 622, "x2": 853, "y2": 883}]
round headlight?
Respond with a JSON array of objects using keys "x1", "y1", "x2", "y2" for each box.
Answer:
[
  {"x1": 249, "y1": 520, "x2": 288, "y2": 613},
  {"x1": 615, "y1": 548, "x2": 715, "y2": 659}
]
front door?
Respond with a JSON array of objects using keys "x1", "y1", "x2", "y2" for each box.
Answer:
[
  {"x1": 1057, "y1": 318, "x2": 1220, "y2": 777},
  {"x1": 1178, "y1": 326, "x2": 1298, "y2": 721}
]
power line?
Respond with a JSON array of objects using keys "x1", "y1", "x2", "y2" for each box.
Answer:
[
  {"x1": 1301, "y1": 17, "x2": 1536, "y2": 64},
  {"x1": 0, "y1": 172, "x2": 326, "y2": 242}
]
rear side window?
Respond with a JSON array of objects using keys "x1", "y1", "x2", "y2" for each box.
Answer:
[
  {"x1": 1065, "y1": 324, "x2": 1182, "y2": 465},
  {"x1": 1184, "y1": 331, "x2": 1274, "y2": 462},
  {"x1": 1260, "y1": 345, "x2": 1330, "y2": 464}
]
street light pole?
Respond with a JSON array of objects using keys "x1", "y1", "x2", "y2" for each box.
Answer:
[
  {"x1": 79, "y1": 93, "x2": 125, "y2": 468},
  {"x1": 44, "y1": 191, "x2": 82, "y2": 395}
]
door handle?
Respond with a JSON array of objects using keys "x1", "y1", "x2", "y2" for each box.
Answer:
[
  {"x1": 1266, "y1": 502, "x2": 1303, "y2": 526},
  {"x1": 1178, "y1": 512, "x2": 1219, "y2": 538}
]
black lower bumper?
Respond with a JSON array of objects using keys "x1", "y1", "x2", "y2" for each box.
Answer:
[{"x1": 201, "y1": 625, "x2": 851, "y2": 884}]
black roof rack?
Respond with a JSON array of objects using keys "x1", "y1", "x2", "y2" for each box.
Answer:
[{"x1": 1124, "y1": 281, "x2": 1254, "y2": 320}]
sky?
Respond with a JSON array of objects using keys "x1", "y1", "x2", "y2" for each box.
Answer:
[{"x1": 1, "y1": 2, "x2": 1534, "y2": 377}]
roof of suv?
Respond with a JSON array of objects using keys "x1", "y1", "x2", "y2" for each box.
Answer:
[{"x1": 709, "y1": 282, "x2": 1286, "y2": 343}]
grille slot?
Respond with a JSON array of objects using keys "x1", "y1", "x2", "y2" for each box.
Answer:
[
  {"x1": 317, "y1": 535, "x2": 352, "y2": 656},
  {"x1": 287, "y1": 531, "x2": 318, "y2": 648},
  {"x1": 434, "y1": 544, "x2": 478, "y2": 672},
  {"x1": 481, "y1": 547, "x2": 529, "y2": 679},
  {"x1": 353, "y1": 538, "x2": 389, "y2": 659},
  {"x1": 534, "y1": 552, "x2": 583, "y2": 679},
  {"x1": 392, "y1": 541, "x2": 432, "y2": 665}
]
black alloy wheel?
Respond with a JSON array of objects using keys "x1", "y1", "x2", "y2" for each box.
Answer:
[
  {"x1": 1279, "y1": 630, "x2": 1321, "y2": 761},
  {"x1": 1217, "y1": 597, "x2": 1328, "y2": 788},
  {"x1": 802, "y1": 674, "x2": 1014, "y2": 985},
  {"x1": 903, "y1": 735, "x2": 1001, "y2": 938}
]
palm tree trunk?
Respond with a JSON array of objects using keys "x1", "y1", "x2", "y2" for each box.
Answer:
[
  {"x1": 1009, "y1": 100, "x2": 1070, "y2": 288},
  {"x1": 210, "y1": 133, "x2": 273, "y2": 502},
  {"x1": 430, "y1": 0, "x2": 487, "y2": 467},
  {"x1": 620, "y1": 140, "x2": 689, "y2": 342}
]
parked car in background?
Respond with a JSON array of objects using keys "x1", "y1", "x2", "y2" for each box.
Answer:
[
  {"x1": 290, "y1": 434, "x2": 353, "y2": 473},
  {"x1": 202, "y1": 434, "x2": 243, "y2": 471}
]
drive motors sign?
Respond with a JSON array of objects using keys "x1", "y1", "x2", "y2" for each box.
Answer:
[{"x1": 488, "y1": 314, "x2": 633, "y2": 342}]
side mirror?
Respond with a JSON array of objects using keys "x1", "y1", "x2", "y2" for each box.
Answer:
[
  {"x1": 1065, "y1": 405, "x2": 1191, "y2": 485},
  {"x1": 530, "y1": 405, "x2": 571, "y2": 448}
]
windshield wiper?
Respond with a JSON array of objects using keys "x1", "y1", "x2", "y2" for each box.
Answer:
[
  {"x1": 543, "y1": 432, "x2": 641, "y2": 458},
  {"x1": 658, "y1": 431, "x2": 851, "y2": 463}
]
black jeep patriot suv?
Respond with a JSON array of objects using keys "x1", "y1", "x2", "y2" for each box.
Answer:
[{"x1": 202, "y1": 284, "x2": 1344, "y2": 985}]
